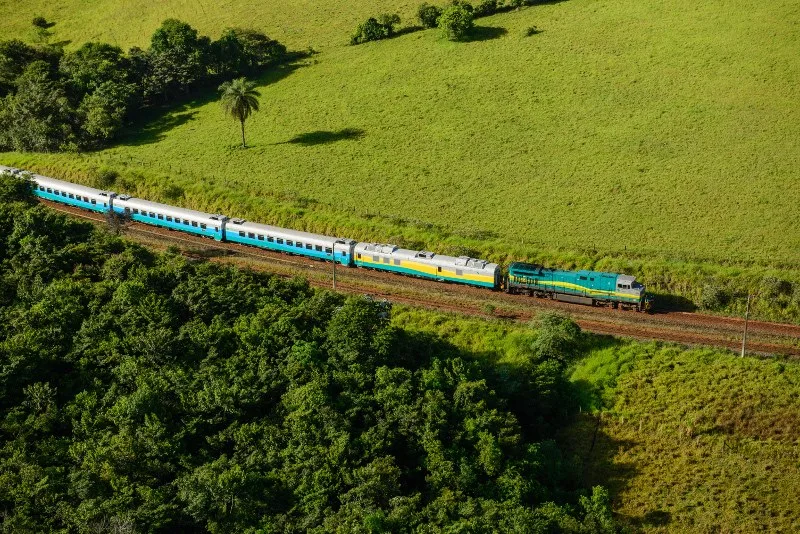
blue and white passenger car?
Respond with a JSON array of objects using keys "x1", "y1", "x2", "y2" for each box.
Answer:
[
  {"x1": 30, "y1": 173, "x2": 116, "y2": 213},
  {"x1": 111, "y1": 195, "x2": 227, "y2": 241},
  {"x1": 225, "y1": 218, "x2": 356, "y2": 264}
]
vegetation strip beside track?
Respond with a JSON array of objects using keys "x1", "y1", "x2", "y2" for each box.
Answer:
[{"x1": 42, "y1": 200, "x2": 800, "y2": 357}]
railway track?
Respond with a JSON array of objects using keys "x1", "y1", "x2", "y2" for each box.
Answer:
[{"x1": 42, "y1": 200, "x2": 800, "y2": 357}]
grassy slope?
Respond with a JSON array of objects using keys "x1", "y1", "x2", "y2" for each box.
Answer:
[
  {"x1": 1, "y1": 0, "x2": 799, "y2": 317},
  {"x1": 394, "y1": 307, "x2": 800, "y2": 532}
]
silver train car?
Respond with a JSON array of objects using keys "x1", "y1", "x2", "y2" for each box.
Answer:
[
  {"x1": 353, "y1": 243, "x2": 500, "y2": 288},
  {"x1": 27, "y1": 172, "x2": 115, "y2": 213},
  {"x1": 111, "y1": 195, "x2": 227, "y2": 241},
  {"x1": 225, "y1": 218, "x2": 356, "y2": 265}
]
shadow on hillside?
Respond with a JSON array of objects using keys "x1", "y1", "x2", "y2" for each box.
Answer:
[
  {"x1": 395, "y1": 25, "x2": 424, "y2": 37},
  {"x1": 117, "y1": 60, "x2": 309, "y2": 147},
  {"x1": 650, "y1": 292, "x2": 697, "y2": 313},
  {"x1": 466, "y1": 26, "x2": 508, "y2": 42},
  {"x1": 281, "y1": 128, "x2": 365, "y2": 146}
]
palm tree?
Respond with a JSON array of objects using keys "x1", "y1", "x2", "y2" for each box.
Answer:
[{"x1": 218, "y1": 77, "x2": 261, "y2": 148}]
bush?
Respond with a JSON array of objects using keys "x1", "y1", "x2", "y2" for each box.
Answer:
[
  {"x1": 350, "y1": 14, "x2": 400, "y2": 45},
  {"x1": 93, "y1": 168, "x2": 119, "y2": 188},
  {"x1": 700, "y1": 284, "x2": 729, "y2": 311},
  {"x1": 418, "y1": 3, "x2": 443, "y2": 28},
  {"x1": 438, "y1": 5, "x2": 474, "y2": 41},
  {"x1": 473, "y1": 0, "x2": 498, "y2": 17},
  {"x1": 762, "y1": 276, "x2": 792, "y2": 299}
]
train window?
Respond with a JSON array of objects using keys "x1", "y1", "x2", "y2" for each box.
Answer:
[
  {"x1": 157, "y1": 214, "x2": 164, "y2": 220},
  {"x1": 200, "y1": 223, "x2": 207, "y2": 230},
  {"x1": 239, "y1": 231, "x2": 245, "y2": 237},
  {"x1": 437, "y1": 267, "x2": 442, "y2": 273},
  {"x1": 267, "y1": 237, "x2": 274, "y2": 242},
  {"x1": 46, "y1": 188, "x2": 52, "y2": 193},
  {"x1": 579, "y1": 276, "x2": 587, "y2": 280},
  {"x1": 590, "y1": 277, "x2": 595, "y2": 281},
  {"x1": 69, "y1": 193, "x2": 75, "y2": 199},
  {"x1": 305, "y1": 243, "x2": 312, "y2": 250},
  {"x1": 149, "y1": 212, "x2": 155, "y2": 218},
  {"x1": 296, "y1": 242, "x2": 303, "y2": 248},
  {"x1": 91, "y1": 199, "x2": 96, "y2": 205},
  {"x1": 191, "y1": 221, "x2": 198, "y2": 227},
  {"x1": 258, "y1": 235, "x2": 264, "y2": 241},
  {"x1": 248, "y1": 232, "x2": 255, "y2": 239},
  {"x1": 383, "y1": 257, "x2": 390, "y2": 264},
  {"x1": 166, "y1": 216, "x2": 172, "y2": 222},
  {"x1": 286, "y1": 240, "x2": 293, "y2": 246},
  {"x1": 61, "y1": 191, "x2": 67, "y2": 197},
  {"x1": 341, "y1": 251, "x2": 347, "y2": 256},
  {"x1": 132, "y1": 209, "x2": 138, "y2": 214},
  {"x1": 456, "y1": 269, "x2": 463, "y2": 275},
  {"x1": 373, "y1": 255, "x2": 379, "y2": 262},
  {"x1": 325, "y1": 247, "x2": 333, "y2": 254},
  {"x1": 103, "y1": 203, "x2": 107, "y2": 208},
  {"x1": 315, "y1": 245, "x2": 322, "y2": 252},
  {"x1": 277, "y1": 239, "x2": 283, "y2": 244},
  {"x1": 357, "y1": 253, "x2": 362, "y2": 259},
  {"x1": 84, "y1": 196, "x2": 89, "y2": 202},
  {"x1": 174, "y1": 218, "x2": 180, "y2": 224},
  {"x1": 183, "y1": 220, "x2": 190, "y2": 226}
]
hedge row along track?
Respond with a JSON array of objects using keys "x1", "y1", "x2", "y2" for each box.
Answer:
[{"x1": 42, "y1": 200, "x2": 800, "y2": 357}]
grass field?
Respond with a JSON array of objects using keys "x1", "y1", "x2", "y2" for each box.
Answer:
[
  {"x1": 1, "y1": 0, "x2": 799, "y2": 319},
  {"x1": 394, "y1": 307, "x2": 800, "y2": 532}
]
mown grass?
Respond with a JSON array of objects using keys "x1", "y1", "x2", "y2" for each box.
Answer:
[
  {"x1": 1, "y1": 0, "x2": 799, "y2": 321},
  {"x1": 394, "y1": 307, "x2": 800, "y2": 532}
]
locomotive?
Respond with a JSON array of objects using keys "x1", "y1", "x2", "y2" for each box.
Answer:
[{"x1": 1, "y1": 166, "x2": 652, "y2": 311}]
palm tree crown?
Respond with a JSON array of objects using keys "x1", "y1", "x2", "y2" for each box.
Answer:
[{"x1": 218, "y1": 77, "x2": 261, "y2": 147}]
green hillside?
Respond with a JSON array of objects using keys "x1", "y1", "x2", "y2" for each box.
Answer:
[{"x1": 1, "y1": 0, "x2": 799, "y2": 315}]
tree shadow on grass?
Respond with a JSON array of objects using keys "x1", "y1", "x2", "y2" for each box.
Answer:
[
  {"x1": 116, "y1": 60, "x2": 309, "y2": 147},
  {"x1": 466, "y1": 26, "x2": 508, "y2": 42},
  {"x1": 281, "y1": 128, "x2": 365, "y2": 146}
]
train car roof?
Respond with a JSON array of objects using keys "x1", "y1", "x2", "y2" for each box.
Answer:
[
  {"x1": 356, "y1": 243, "x2": 499, "y2": 272},
  {"x1": 227, "y1": 219, "x2": 354, "y2": 246},
  {"x1": 113, "y1": 195, "x2": 226, "y2": 223},
  {"x1": 31, "y1": 174, "x2": 115, "y2": 198},
  {"x1": 0, "y1": 167, "x2": 115, "y2": 198},
  {"x1": 509, "y1": 261, "x2": 629, "y2": 280}
]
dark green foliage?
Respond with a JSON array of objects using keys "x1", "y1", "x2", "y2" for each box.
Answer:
[
  {"x1": 0, "y1": 183, "x2": 615, "y2": 531},
  {"x1": 473, "y1": 0, "x2": 499, "y2": 17},
  {"x1": 418, "y1": 3, "x2": 443, "y2": 28},
  {"x1": 0, "y1": 20, "x2": 286, "y2": 152},
  {"x1": 0, "y1": 60, "x2": 77, "y2": 151},
  {"x1": 700, "y1": 283, "x2": 730, "y2": 310},
  {"x1": 350, "y1": 14, "x2": 401, "y2": 45},
  {"x1": 438, "y1": 4, "x2": 475, "y2": 41}
]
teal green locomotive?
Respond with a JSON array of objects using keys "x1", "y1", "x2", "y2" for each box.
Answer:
[{"x1": 507, "y1": 262, "x2": 652, "y2": 311}]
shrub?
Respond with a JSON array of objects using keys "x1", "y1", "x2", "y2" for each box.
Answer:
[
  {"x1": 350, "y1": 14, "x2": 400, "y2": 45},
  {"x1": 473, "y1": 0, "x2": 498, "y2": 17},
  {"x1": 525, "y1": 25, "x2": 542, "y2": 36},
  {"x1": 700, "y1": 284, "x2": 729, "y2": 311},
  {"x1": 762, "y1": 276, "x2": 792, "y2": 299},
  {"x1": 438, "y1": 5, "x2": 474, "y2": 41},
  {"x1": 93, "y1": 168, "x2": 119, "y2": 188},
  {"x1": 418, "y1": 3, "x2": 443, "y2": 28},
  {"x1": 451, "y1": 0, "x2": 475, "y2": 13}
]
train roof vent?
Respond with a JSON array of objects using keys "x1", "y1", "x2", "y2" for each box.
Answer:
[
  {"x1": 455, "y1": 256, "x2": 469, "y2": 266},
  {"x1": 210, "y1": 215, "x2": 228, "y2": 221},
  {"x1": 380, "y1": 244, "x2": 397, "y2": 254},
  {"x1": 230, "y1": 218, "x2": 246, "y2": 224},
  {"x1": 118, "y1": 194, "x2": 131, "y2": 200},
  {"x1": 467, "y1": 259, "x2": 487, "y2": 269},
  {"x1": 416, "y1": 250, "x2": 435, "y2": 259}
]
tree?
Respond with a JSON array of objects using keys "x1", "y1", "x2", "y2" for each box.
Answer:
[
  {"x1": 218, "y1": 77, "x2": 260, "y2": 148},
  {"x1": 144, "y1": 19, "x2": 210, "y2": 102},
  {"x1": 0, "y1": 60, "x2": 75, "y2": 152},
  {"x1": 418, "y1": 3, "x2": 443, "y2": 28},
  {"x1": 438, "y1": 4, "x2": 474, "y2": 41}
]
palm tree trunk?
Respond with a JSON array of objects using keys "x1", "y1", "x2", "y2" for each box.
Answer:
[{"x1": 240, "y1": 119, "x2": 246, "y2": 148}]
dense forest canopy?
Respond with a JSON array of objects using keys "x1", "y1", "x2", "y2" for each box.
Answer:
[{"x1": 0, "y1": 172, "x2": 615, "y2": 532}]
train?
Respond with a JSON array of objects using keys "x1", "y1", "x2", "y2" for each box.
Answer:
[{"x1": 0, "y1": 166, "x2": 653, "y2": 312}]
